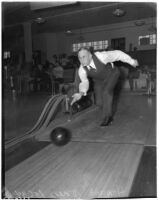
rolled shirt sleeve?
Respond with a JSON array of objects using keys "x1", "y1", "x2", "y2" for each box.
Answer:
[
  {"x1": 95, "y1": 50, "x2": 136, "y2": 66},
  {"x1": 78, "y1": 66, "x2": 89, "y2": 95}
]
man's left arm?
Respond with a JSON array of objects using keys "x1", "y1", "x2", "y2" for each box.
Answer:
[{"x1": 96, "y1": 50, "x2": 139, "y2": 67}]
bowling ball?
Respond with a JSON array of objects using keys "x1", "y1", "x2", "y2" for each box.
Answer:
[
  {"x1": 50, "y1": 127, "x2": 71, "y2": 146},
  {"x1": 72, "y1": 95, "x2": 92, "y2": 113},
  {"x1": 72, "y1": 96, "x2": 93, "y2": 113}
]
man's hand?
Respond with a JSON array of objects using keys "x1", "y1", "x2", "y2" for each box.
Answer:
[
  {"x1": 71, "y1": 93, "x2": 83, "y2": 105},
  {"x1": 132, "y1": 59, "x2": 139, "y2": 68}
]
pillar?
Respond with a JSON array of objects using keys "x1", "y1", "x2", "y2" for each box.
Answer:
[{"x1": 23, "y1": 22, "x2": 32, "y2": 63}]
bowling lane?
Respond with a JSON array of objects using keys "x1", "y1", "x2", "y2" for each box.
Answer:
[
  {"x1": 37, "y1": 94, "x2": 156, "y2": 146},
  {"x1": 5, "y1": 142, "x2": 143, "y2": 198},
  {"x1": 5, "y1": 93, "x2": 156, "y2": 198}
]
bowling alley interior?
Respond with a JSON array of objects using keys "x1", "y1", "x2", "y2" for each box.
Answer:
[{"x1": 3, "y1": 1, "x2": 157, "y2": 199}]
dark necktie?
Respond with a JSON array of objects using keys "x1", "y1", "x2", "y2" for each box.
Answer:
[
  {"x1": 89, "y1": 65, "x2": 93, "y2": 70},
  {"x1": 89, "y1": 65, "x2": 97, "y2": 72},
  {"x1": 84, "y1": 65, "x2": 97, "y2": 72}
]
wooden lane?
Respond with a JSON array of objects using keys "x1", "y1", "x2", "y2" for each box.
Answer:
[
  {"x1": 5, "y1": 94, "x2": 156, "y2": 198},
  {"x1": 34, "y1": 105, "x2": 99, "y2": 141},
  {"x1": 5, "y1": 142, "x2": 143, "y2": 198},
  {"x1": 37, "y1": 95, "x2": 156, "y2": 146}
]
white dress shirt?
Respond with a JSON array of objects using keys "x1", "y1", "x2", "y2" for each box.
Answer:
[{"x1": 78, "y1": 50, "x2": 136, "y2": 95}]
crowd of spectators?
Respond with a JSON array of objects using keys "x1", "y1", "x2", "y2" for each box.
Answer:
[
  {"x1": 3, "y1": 51, "x2": 156, "y2": 95},
  {"x1": 3, "y1": 53, "x2": 79, "y2": 94}
]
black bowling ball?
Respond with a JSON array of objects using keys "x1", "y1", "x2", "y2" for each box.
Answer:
[
  {"x1": 72, "y1": 96, "x2": 92, "y2": 113},
  {"x1": 50, "y1": 127, "x2": 71, "y2": 146}
]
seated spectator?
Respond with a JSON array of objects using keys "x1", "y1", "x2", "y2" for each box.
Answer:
[
  {"x1": 66, "y1": 56, "x2": 74, "y2": 68},
  {"x1": 32, "y1": 64, "x2": 51, "y2": 92},
  {"x1": 53, "y1": 62, "x2": 64, "y2": 80},
  {"x1": 60, "y1": 53, "x2": 68, "y2": 68},
  {"x1": 46, "y1": 63, "x2": 54, "y2": 77},
  {"x1": 16, "y1": 62, "x2": 32, "y2": 94},
  {"x1": 53, "y1": 62, "x2": 64, "y2": 93},
  {"x1": 43, "y1": 60, "x2": 50, "y2": 71}
]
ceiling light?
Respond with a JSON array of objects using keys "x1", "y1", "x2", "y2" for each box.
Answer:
[
  {"x1": 34, "y1": 17, "x2": 46, "y2": 24},
  {"x1": 65, "y1": 30, "x2": 75, "y2": 36},
  {"x1": 66, "y1": 30, "x2": 72, "y2": 34},
  {"x1": 134, "y1": 20, "x2": 145, "y2": 26},
  {"x1": 112, "y1": 8, "x2": 126, "y2": 17}
]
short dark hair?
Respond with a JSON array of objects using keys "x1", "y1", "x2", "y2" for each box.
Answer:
[{"x1": 77, "y1": 47, "x2": 91, "y2": 54}]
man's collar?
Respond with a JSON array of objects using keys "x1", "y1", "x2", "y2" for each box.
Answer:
[
  {"x1": 87, "y1": 59, "x2": 96, "y2": 70},
  {"x1": 81, "y1": 58, "x2": 96, "y2": 70}
]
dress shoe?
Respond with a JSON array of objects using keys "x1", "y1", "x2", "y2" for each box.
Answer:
[{"x1": 100, "y1": 116, "x2": 113, "y2": 127}]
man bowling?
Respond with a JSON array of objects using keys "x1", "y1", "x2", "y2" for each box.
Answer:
[{"x1": 71, "y1": 47, "x2": 139, "y2": 127}]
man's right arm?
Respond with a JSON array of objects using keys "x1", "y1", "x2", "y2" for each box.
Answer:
[
  {"x1": 71, "y1": 67, "x2": 89, "y2": 105},
  {"x1": 78, "y1": 66, "x2": 89, "y2": 96}
]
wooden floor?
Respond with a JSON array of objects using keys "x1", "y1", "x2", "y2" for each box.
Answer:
[
  {"x1": 5, "y1": 93, "x2": 156, "y2": 198},
  {"x1": 37, "y1": 93, "x2": 156, "y2": 146}
]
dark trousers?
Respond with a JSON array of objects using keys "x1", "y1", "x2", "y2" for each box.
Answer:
[{"x1": 94, "y1": 67, "x2": 120, "y2": 119}]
